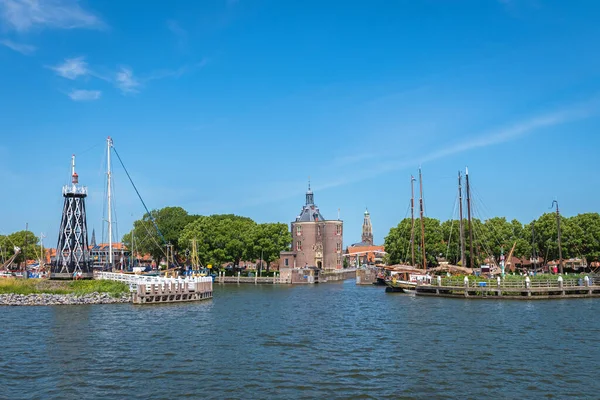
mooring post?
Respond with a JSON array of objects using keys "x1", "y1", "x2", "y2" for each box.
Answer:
[
  {"x1": 497, "y1": 276, "x2": 502, "y2": 296},
  {"x1": 255, "y1": 272, "x2": 258, "y2": 285},
  {"x1": 237, "y1": 271, "x2": 240, "y2": 284},
  {"x1": 558, "y1": 275, "x2": 564, "y2": 296},
  {"x1": 464, "y1": 275, "x2": 469, "y2": 297},
  {"x1": 585, "y1": 275, "x2": 591, "y2": 295}
]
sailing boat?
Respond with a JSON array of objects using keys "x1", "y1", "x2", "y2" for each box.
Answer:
[{"x1": 385, "y1": 168, "x2": 432, "y2": 293}]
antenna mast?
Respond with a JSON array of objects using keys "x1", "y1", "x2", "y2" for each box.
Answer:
[{"x1": 419, "y1": 168, "x2": 426, "y2": 271}]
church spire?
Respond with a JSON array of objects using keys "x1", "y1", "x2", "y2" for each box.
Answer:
[
  {"x1": 305, "y1": 177, "x2": 314, "y2": 205},
  {"x1": 90, "y1": 228, "x2": 97, "y2": 247},
  {"x1": 361, "y1": 208, "x2": 373, "y2": 245}
]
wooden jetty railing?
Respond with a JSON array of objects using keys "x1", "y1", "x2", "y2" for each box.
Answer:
[
  {"x1": 415, "y1": 276, "x2": 600, "y2": 299},
  {"x1": 96, "y1": 272, "x2": 213, "y2": 304},
  {"x1": 214, "y1": 272, "x2": 286, "y2": 284},
  {"x1": 213, "y1": 268, "x2": 357, "y2": 284}
]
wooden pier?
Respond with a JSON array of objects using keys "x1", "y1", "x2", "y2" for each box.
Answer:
[
  {"x1": 214, "y1": 268, "x2": 357, "y2": 285},
  {"x1": 413, "y1": 276, "x2": 600, "y2": 299},
  {"x1": 133, "y1": 280, "x2": 213, "y2": 304},
  {"x1": 96, "y1": 272, "x2": 213, "y2": 304}
]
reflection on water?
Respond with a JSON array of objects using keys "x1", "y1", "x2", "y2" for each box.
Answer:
[{"x1": 1, "y1": 281, "x2": 599, "y2": 399}]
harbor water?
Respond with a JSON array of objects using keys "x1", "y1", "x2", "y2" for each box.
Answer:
[{"x1": 1, "y1": 280, "x2": 599, "y2": 399}]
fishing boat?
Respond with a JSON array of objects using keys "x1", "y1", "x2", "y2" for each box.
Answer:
[{"x1": 384, "y1": 265, "x2": 432, "y2": 292}]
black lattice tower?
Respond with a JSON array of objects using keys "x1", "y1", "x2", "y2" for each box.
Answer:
[{"x1": 51, "y1": 155, "x2": 93, "y2": 279}]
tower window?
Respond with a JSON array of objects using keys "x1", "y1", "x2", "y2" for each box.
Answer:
[
  {"x1": 336, "y1": 242, "x2": 341, "y2": 252},
  {"x1": 336, "y1": 225, "x2": 342, "y2": 235},
  {"x1": 296, "y1": 225, "x2": 302, "y2": 236},
  {"x1": 317, "y1": 226, "x2": 321, "y2": 236},
  {"x1": 297, "y1": 241, "x2": 302, "y2": 251}
]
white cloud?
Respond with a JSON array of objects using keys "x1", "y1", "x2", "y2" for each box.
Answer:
[
  {"x1": 420, "y1": 104, "x2": 596, "y2": 164},
  {"x1": 167, "y1": 19, "x2": 188, "y2": 52},
  {"x1": 0, "y1": 38, "x2": 35, "y2": 54},
  {"x1": 50, "y1": 56, "x2": 88, "y2": 79},
  {"x1": 239, "y1": 98, "x2": 600, "y2": 207},
  {"x1": 167, "y1": 19, "x2": 185, "y2": 38},
  {"x1": 0, "y1": 0, "x2": 104, "y2": 32},
  {"x1": 68, "y1": 89, "x2": 101, "y2": 101},
  {"x1": 144, "y1": 59, "x2": 207, "y2": 82},
  {"x1": 116, "y1": 67, "x2": 139, "y2": 94}
]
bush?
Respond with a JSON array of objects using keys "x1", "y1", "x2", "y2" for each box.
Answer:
[{"x1": 0, "y1": 278, "x2": 129, "y2": 297}]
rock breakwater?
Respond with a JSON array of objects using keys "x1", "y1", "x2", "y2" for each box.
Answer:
[{"x1": 0, "y1": 292, "x2": 131, "y2": 306}]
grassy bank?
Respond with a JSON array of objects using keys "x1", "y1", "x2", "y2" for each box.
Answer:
[{"x1": 0, "y1": 279, "x2": 130, "y2": 297}]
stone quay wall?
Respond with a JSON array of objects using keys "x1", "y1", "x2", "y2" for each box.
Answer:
[{"x1": 0, "y1": 292, "x2": 131, "y2": 306}]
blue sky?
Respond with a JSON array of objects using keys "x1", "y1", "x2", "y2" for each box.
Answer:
[{"x1": 1, "y1": 0, "x2": 600, "y2": 249}]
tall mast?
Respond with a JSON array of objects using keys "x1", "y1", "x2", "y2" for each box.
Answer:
[
  {"x1": 466, "y1": 167, "x2": 474, "y2": 269},
  {"x1": 419, "y1": 168, "x2": 426, "y2": 271},
  {"x1": 410, "y1": 175, "x2": 416, "y2": 267},
  {"x1": 107, "y1": 136, "x2": 113, "y2": 270},
  {"x1": 131, "y1": 229, "x2": 135, "y2": 270},
  {"x1": 458, "y1": 171, "x2": 466, "y2": 267},
  {"x1": 552, "y1": 200, "x2": 563, "y2": 274},
  {"x1": 531, "y1": 224, "x2": 536, "y2": 274}
]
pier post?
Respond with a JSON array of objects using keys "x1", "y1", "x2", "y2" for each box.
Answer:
[
  {"x1": 464, "y1": 276, "x2": 469, "y2": 297},
  {"x1": 585, "y1": 275, "x2": 591, "y2": 295},
  {"x1": 497, "y1": 276, "x2": 502, "y2": 296},
  {"x1": 255, "y1": 272, "x2": 258, "y2": 285},
  {"x1": 237, "y1": 271, "x2": 240, "y2": 284},
  {"x1": 558, "y1": 275, "x2": 564, "y2": 296}
]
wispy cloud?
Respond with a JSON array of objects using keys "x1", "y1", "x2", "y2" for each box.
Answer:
[
  {"x1": 420, "y1": 102, "x2": 596, "y2": 164},
  {"x1": 116, "y1": 67, "x2": 139, "y2": 94},
  {"x1": 50, "y1": 56, "x2": 88, "y2": 79},
  {"x1": 0, "y1": 0, "x2": 105, "y2": 32},
  {"x1": 49, "y1": 57, "x2": 206, "y2": 96},
  {"x1": 0, "y1": 38, "x2": 35, "y2": 54},
  {"x1": 167, "y1": 19, "x2": 189, "y2": 53},
  {"x1": 145, "y1": 59, "x2": 208, "y2": 82},
  {"x1": 240, "y1": 98, "x2": 600, "y2": 207},
  {"x1": 68, "y1": 89, "x2": 101, "y2": 101}
]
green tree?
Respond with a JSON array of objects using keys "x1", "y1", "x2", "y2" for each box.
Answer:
[
  {"x1": 123, "y1": 206, "x2": 195, "y2": 265},
  {"x1": 570, "y1": 213, "x2": 600, "y2": 263},
  {"x1": 179, "y1": 214, "x2": 257, "y2": 269},
  {"x1": 0, "y1": 231, "x2": 40, "y2": 266},
  {"x1": 249, "y1": 223, "x2": 291, "y2": 272},
  {"x1": 384, "y1": 217, "x2": 443, "y2": 267}
]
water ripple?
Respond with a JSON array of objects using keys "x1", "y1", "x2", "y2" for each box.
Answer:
[{"x1": 1, "y1": 281, "x2": 600, "y2": 399}]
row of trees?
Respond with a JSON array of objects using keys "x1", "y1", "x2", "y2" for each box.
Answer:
[
  {"x1": 122, "y1": 207, "x2": 292, "y2": 270},
  {"x1": 0, "y1": 231, "x2": 42, "y2": 266},
  {"x1": 384, "y1": 213, "x2": 600, "y2": 268}
]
